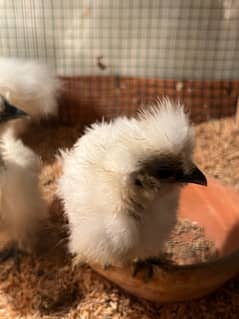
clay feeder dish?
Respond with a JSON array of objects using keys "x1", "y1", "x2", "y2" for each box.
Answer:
[{"x1": 90, "y1": 177, "x2": 239, "y2": 303}]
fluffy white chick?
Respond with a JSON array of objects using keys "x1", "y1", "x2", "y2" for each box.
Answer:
[
  {"x1": 0, "y1": 96, "x2": 47, "y2": 264},
  {"x1": 58, "y1": 98, "x2": 207, "y2": 271},
  {"x1": 0, "y1": 57, "x2": 61, "y2": 135}
]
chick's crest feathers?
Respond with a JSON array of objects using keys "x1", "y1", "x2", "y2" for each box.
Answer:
[
  {"x1": 72, "y1": 98, "x2": 194, "y2": 175},
  {"x1": 0, "y1": 58, "x2": 61, "y2": 120}
]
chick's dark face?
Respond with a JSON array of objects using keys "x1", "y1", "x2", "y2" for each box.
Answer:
[
  {"x1": 131, "y1": 154, "x2": 207, "y2": 193},
  {"x1": 0, "y1": 96, "x2": 28, "y2": 123}
]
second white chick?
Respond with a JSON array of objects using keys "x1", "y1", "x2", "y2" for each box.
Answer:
[
  {"x1": 58, "y1": 98, "x2": 207, "y2": 271},
  {"x1": 0, "y1": 97, "x2": 47, "y2": 263},
  {"x1": 0, "y1": 57, "x2": 61, "y2": 135}
]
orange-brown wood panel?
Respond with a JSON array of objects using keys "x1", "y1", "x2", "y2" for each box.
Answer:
[{"x1": 58, "y1": 76, "x2": 239, "y2": 125}]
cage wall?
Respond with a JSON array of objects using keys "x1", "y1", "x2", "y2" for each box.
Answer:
[{"x1": 0, "y1": 0, "x2": 239, "y2": 124}]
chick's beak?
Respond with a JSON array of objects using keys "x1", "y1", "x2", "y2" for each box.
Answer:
[
  {"x1": 180, "y1": 165, "x2": 207, "y2": 186},
  {"x1": 0, "y1": 97, "x2": 28, "y2": 123}
]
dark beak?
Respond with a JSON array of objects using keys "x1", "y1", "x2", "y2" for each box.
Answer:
[
  {"x1": 179, "y1": 165, "x2": 207, "y2": 186},
  {"x1": 0, "y1": 96, "x2": 28, "y2": 123}
]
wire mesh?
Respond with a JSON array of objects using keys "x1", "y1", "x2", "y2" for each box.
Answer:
[{"x1": 0, "y1": 0, "x2": 238, "y2": 124}]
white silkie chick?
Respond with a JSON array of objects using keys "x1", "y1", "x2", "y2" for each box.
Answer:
[
  {"x1": 0, "y1": 96, "x2": 47, "y2": 265},
  {"x1": 0, "y1": 57, "x2": 61, "y2": 135},
  {"x1": 58, "y1": 98, "x2": 207, "y2": 277}
]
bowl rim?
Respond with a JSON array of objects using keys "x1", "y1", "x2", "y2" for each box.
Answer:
[{"x1": 156, "y1": 248, "x2": 239, "y2": 272}]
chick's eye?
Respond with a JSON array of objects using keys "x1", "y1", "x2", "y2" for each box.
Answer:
[
  {"x1": 0, "y1": 99, "x2": 5, "y2": 112},
  {"x1": 156, "y1": 167, "x2": 173, "y2": 179},
  {"x1": 134, "y1": 178, "x2": 144, "y2": 187}
]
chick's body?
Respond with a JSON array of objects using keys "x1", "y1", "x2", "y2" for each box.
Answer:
[
  {"x1": 0, "y1": 127, "x2": 47, "y2": 253},
  {"x1": 58, "y1": 99, "x2": 206, "y2": 267}
]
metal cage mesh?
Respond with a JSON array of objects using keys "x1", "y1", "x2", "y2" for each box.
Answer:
[{"x1": 0, "y1": 0, "x2": 238, "y2": 124}]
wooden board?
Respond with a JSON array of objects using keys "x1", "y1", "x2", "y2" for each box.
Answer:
[{"x1": 58, "y1": 76, "x2": 239, "y2": 125}]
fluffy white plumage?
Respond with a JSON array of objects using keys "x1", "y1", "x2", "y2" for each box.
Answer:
[
  {"x1": 0, "y1": 57, "x2": 61, "y2": 135},
  {"x1": 0, "y1": 126, "x2": 47, "y2": 253},
  {"x1": 58, "y1": 98, "x2": 205, "y2": 267}
]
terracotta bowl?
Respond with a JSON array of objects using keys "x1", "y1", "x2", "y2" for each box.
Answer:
[{"x1": 90, "y1": 177, "x2": 239, "y2": 303}]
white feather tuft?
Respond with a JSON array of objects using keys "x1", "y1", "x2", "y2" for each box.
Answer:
[
  {"x1": 58, "y1": 98, "x2": 195, "y2": 266},
  {"x1": 0, "y1": 58, "x2": 61, "y2": 120}
]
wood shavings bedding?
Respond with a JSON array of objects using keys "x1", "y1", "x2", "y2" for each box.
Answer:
[{"x1": 0, "y1": 117, "x2": 238, "y2": 319}]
